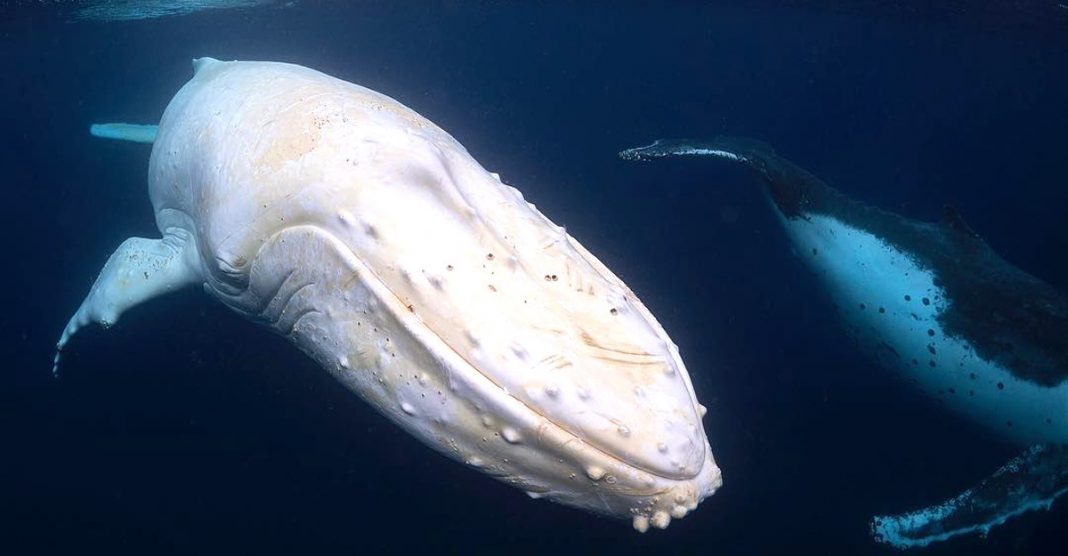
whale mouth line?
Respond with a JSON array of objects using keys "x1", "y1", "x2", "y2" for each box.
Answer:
[{"x1": 300, "y1": 224, "x2": 706, "y2": 484}]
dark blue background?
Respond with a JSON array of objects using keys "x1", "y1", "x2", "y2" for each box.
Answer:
[{"x1": 4, "y1": 2, "x2": 1068, "y2": 554}]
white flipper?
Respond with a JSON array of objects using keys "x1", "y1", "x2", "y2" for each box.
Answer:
[
  {"x1": 89, "y1": 123, "x2": 158, "y2": 144},
  {"x1": 53, "y1": 228, "x2": 201, "y2": 375}
]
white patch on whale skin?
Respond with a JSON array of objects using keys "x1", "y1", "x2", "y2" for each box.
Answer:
[{"x1": 781, "y1": 213, "x2": 1068, "y2": 445}]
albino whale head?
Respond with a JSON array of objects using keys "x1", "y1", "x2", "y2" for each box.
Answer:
[{"x1": 55, "y1": 58, "x2": 721, "y2": 530}]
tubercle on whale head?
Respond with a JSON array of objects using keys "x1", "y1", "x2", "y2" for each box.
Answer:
[{"x1": 151, "y1": 59, "x2": 722, "y2": 528}]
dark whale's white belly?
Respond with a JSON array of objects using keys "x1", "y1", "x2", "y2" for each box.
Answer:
[{"x1": 782, "y1": 212, "x2": 1068, "y2": 445}]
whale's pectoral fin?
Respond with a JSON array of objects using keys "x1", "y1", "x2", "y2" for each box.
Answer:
[
  {"x1": 89, "y1": 123, "x2": 158, "y2": 144},
  {"x1": 871, "y1": 444, "x2": 1068, "y2": 549},
  {"x1": 53, "y1": 228, "x2": 201, "y2": 375}
]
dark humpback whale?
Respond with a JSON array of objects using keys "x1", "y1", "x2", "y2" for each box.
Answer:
[{"x1": 620, "y1": 137, "x2": 1068, "y2": 548}]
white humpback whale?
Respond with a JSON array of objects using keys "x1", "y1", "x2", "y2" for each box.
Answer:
[
  {"x1": 620, "y1": 138, "x2": 1068, "y2": 548},
  {"x1": 54, "y1": 59, "x2": 722, "y2": 531}
]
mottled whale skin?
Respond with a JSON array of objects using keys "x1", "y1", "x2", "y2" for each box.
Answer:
[
  {"x1": 621, "y1": 138, "x2": 1068, "y2": 547},
  {"x1": 54, "y1": 59, "x2": 721, "y2": 531}
]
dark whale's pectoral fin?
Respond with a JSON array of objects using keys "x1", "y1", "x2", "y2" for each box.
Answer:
[
  {"x1": 619, "y1": 137, "x2": 775, "y2": 163},
  {"x1": 53, "y1": 228, "x2": 201, "y2": 375},
  {"x1": 619, "y1": 137, "x2": 830, "y2": 219},
  {"x1": 871, "y1": 444, "x2": 1068, "y2": 549}
]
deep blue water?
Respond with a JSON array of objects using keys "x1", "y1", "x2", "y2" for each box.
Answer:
[{"x1": 5, "y1": 2, "x2": 1068, "y2": 554}]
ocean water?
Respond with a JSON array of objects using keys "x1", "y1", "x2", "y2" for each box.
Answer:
[{"x1": 4, "y1": 2, "x2": 1068, "y2": 554}]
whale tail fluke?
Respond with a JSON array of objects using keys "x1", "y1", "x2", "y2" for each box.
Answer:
[
  {"x1": 89, "y1": 123, "x2": 158, "y2": 144},
  {"x1": 871, "y1": 444, "x2": 1068, "y2": 550}
]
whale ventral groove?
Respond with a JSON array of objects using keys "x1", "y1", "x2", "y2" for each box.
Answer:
[{"x1": 731, "y1": 139, "x2": 1068, "y2": 388}]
